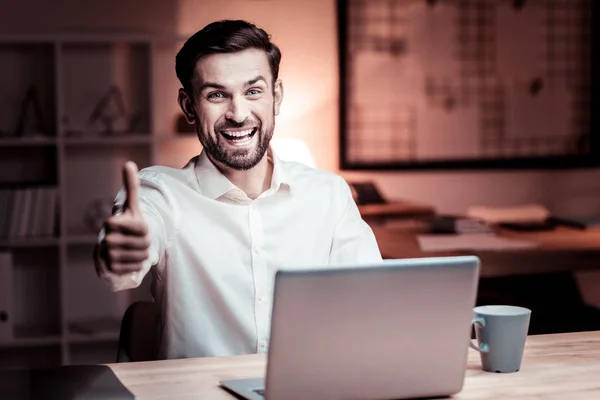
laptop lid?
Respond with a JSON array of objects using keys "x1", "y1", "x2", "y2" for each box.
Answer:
[{"x1": 264, "y1": 256, "x2": 480, "y2": 400}]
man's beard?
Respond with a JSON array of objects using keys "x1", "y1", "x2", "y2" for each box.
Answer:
[{"x1": 198, "y1": 118, "x2": 274, "y2": 171}]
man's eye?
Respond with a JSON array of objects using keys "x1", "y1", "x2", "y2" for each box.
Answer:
[
  {"x1": 247, "y1": 89, "x2": 262, "y2": 96},
  {"x1": 207, "y1": 92, "x2": 226, "y2": 100}
]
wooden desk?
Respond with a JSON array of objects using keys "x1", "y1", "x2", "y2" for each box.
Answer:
[
  {"x1": 105, "y1": 331, "x2": 600, "y2": 399},
  {"x1": 371, "y1": 225, "x2": 600, "y2": 277}
]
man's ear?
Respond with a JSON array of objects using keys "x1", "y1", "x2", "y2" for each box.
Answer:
[
  {"x1": 178, "y1": 88, "x2": 196, "y2": 123},
  {"x1": 273, "y1": 79, "x2": 284, "y2": 116}
]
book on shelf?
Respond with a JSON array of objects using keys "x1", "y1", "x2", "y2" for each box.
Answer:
[{"x1": 0, "y1": 187, "x2": 58, "y2": 240}]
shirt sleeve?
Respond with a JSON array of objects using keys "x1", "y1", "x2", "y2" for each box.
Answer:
[
  {"x1": 329, "y1": 177, "x2": 383, "y2": 265},
  {"x1": 96, "y1": 172, "x2": 176, "y2": 292}
]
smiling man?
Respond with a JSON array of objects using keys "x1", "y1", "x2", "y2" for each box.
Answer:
[{"x1": 93, "y1": 20, "x2": 382, "y2": 360}]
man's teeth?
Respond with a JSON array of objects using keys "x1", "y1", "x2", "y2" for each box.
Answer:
[{"x1": 223, "y1": 129, "x2": 254, "y2": 138}]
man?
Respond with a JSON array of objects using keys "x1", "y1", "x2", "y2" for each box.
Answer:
[{"x1": 94, "y1": 20, "x2": 381, "y2": 360}]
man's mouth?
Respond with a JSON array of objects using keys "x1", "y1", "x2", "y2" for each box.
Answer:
[{"x1": 220, "y1": 128, "x2": 257, "y2": 145}]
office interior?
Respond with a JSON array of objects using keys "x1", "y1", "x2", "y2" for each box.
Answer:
[{"x1": 0, "y1": 0, "x2": 599, "y2": 371}]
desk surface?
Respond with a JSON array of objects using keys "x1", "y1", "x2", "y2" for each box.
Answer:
[
  {"x1": 106, "y1": 331, "x2": 600, "y2": 399},
  {"x1": 371, "y1": 225, "x2": 600, "y2": 277}
]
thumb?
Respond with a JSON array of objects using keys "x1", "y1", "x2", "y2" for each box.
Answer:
[{"x1": 122, "y1": 161, "x2": 141, "y2": 216}]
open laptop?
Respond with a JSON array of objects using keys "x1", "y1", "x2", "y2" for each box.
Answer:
[{"x1": 220, "y1": 256, "x2": 480, "y2": 400}]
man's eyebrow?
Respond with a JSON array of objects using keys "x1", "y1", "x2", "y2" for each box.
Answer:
[
  {"x1": 198, "y1": 82, "x2": 227, "y2": 92},
  {"x1": 197, "y1": 76, "x2": 267, "y2": 92},
  {"x1": 245, "y1": 76, "x2": 267, "y2": 86}
]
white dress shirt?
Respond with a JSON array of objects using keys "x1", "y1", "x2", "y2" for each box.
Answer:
[{"x1": 99, "y1": 148, "x2": 382, "y2": 359}]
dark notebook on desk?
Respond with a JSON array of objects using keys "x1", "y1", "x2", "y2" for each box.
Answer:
[
  {"x1": 429, "y1": 215, "x2": 493, "y2": 234},
  {"x1": 498, "y1": 217, "x2": 587, "y2": 232},
  {"x1": 0, "y1": 365, "x2": 134, "y2": 400},
  {"x1": 348, "y1": 182, "x2": 386, "y2": 205}
]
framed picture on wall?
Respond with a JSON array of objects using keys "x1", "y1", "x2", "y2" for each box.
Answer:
[{"x1": 337, "y1": 0, "x2": 599, "y2": 170}]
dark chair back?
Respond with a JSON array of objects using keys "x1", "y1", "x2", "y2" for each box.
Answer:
[{"x1": 116, "y1": 301, "x2": 157, "y2": 362}]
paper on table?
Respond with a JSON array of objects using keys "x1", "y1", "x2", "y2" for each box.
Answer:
[
  {"x1": 417, "y1": 233, "x2": 539, "y2": 252},
  {"x1": 467, "y1": 204, "x2": 550, "y2": 224}
]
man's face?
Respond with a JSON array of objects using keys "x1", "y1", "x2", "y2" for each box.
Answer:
[{"x1": 180, "y1": 49, "x2": 283, "y2": 171}]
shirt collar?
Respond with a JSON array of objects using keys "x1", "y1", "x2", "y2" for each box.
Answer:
[
  {"x1": 194, "y1": 146, "x2": 291, "y2": 201},
  {"x1": 269, "y1": 147, "x2": 291, "y2": 194}
]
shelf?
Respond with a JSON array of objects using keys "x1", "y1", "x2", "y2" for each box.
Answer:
[
  {"x1": 69, "y1": 341, "x2": 119, "y2": 365},
  {"x1": 0, "y1": 137, "x2": 57, "y2": 147},
  {"x1": 64, "y1": 135, "x2": 153, "y2": 146},
  {"x1": 12, "y1": 252, "x2": 61, "y2": 342},
  {"x1": 65, "y1": 248, "x2": 130, "y2": 332},
  {"x1": 0, "y1": 236, "x2": 59, "y2": 248},
  {"x1": 0, "y1": 344, "x2": 62, "y2": 369},
  {"x1": 0, "y1": 32, "x2": 179, "y2": 369},
  {"x1": 68, "y1": 317, "x2": 122, "y2": 344},
  {"x1": 68, "y1": 331, "x2": 120, "y2": 344},
  {"x1": 0, "y1": 335, "x2": 62, "y2": 348},
  {"x1": 66, "y1": 235, "x2": 99, "y2": 246},
  {"x1": 13, "y1": 324, "x2": 61, "y2": 343}
]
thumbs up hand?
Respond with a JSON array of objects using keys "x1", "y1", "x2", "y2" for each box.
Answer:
[{"x1": 98, "y1": 162, "x2": 151, "y2": 275}]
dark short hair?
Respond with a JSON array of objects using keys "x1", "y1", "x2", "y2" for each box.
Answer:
[{"x1": 176, "y1": 20, "x2": 282, "y2": 93}]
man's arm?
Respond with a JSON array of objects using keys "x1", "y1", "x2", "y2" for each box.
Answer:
[{"x1": 329, "y1": 177, "x2": 383, "y2": 265}]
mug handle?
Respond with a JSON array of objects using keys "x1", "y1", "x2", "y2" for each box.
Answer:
[{"x1": 469, "y1": 317, "x2": 489, "y2": 353}]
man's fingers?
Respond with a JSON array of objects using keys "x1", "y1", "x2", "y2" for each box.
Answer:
[
  {"x1": 105, "y1": 214, "x2": 148, "y2": 236},
  {"x1": 122, "y1": 161, "x2": 141, "y2": 216},
  {"x1": 103, "y1": 232, "x2": 151, "y2": 250},
  {"x1": 107, "y1": 249, "x2": 150, "y2": 263}
]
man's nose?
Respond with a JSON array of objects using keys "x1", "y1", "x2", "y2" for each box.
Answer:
[{"x1": 225, "y1": 95, "x2": 250, "y2": 123}]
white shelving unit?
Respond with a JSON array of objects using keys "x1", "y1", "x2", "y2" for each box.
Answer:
[{"x1": 0, "y1": 34, "x2": 201, "y2": 368}]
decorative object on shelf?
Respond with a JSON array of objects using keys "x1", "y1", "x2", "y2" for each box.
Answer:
[
  {"x1": 88, "y1": 86, "x2": 142, "y2": 136},
  {"x1": 175, "y1": 113, "x2": 196, "y2": 134},
  {"x1": 84, "y1": 198, "x2": 114, "y2": 233},
  {"x1": 14, "y1": 86, "x2": 48, "y2": 138}
]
